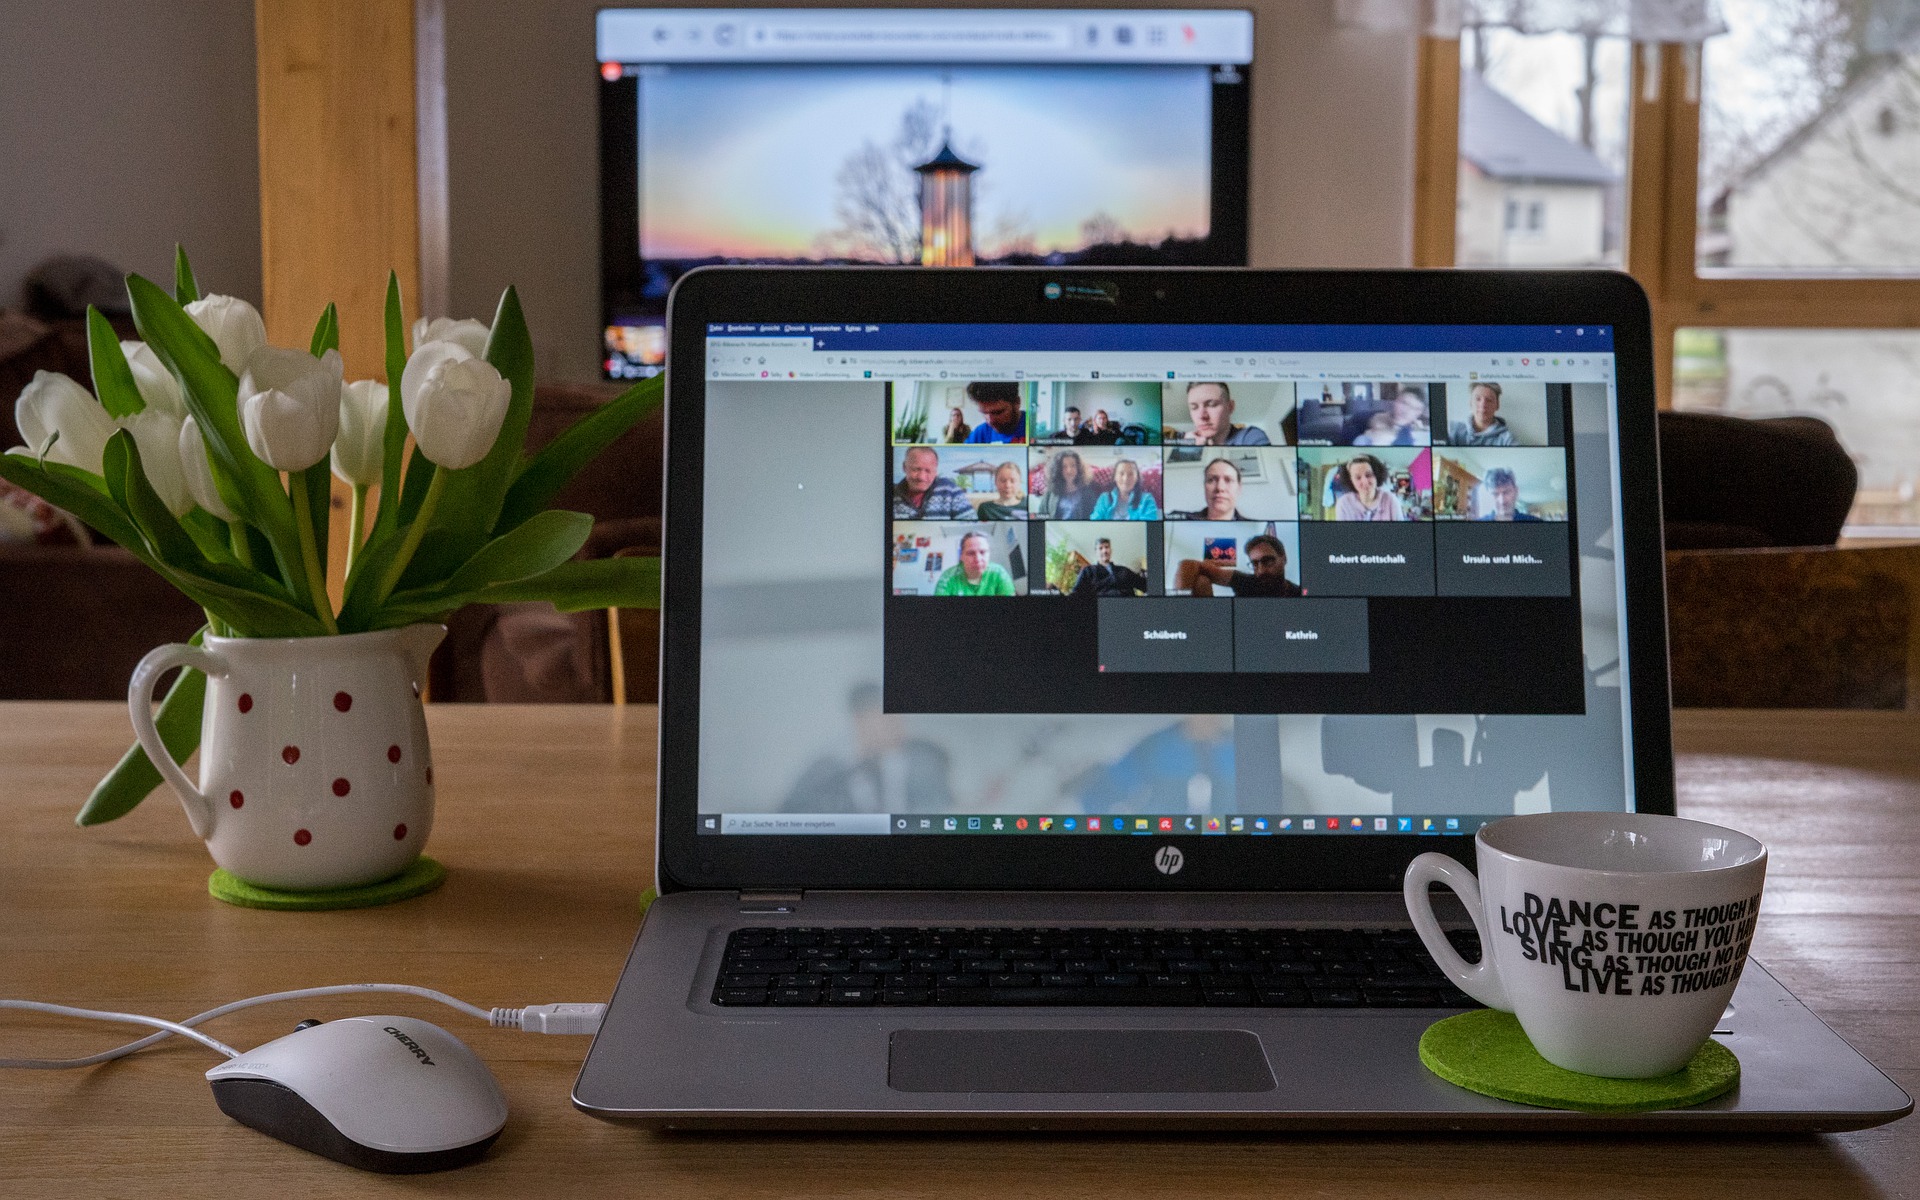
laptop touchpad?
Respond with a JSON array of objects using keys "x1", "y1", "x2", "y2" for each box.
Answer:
[{"x1": 888, "y1": 1029, "x2": 1275, "y2": 1093}]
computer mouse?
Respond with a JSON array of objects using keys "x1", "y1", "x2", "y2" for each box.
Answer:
[{"x1": 205, "y1": 1015, "x2": 508, "y2": 1173}]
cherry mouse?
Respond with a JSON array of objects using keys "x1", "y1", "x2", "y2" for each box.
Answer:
[{"x1": 206, "y1": 1014, "x2": 508, "y2": 1172}]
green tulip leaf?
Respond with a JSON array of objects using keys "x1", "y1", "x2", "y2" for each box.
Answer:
[
  {"x1": 87, "y1": 307, "x2": 146, "y2": 419},
  {"x1": 173, "y1": 245, "x2": 200, "y2": 305},
  {"x1": 496, "y1": 373, "x2": 663, "y2": 535},
  {"x1": 308, "y1": 302, "x2": 339, "y2": 358},
  {"x1": 482, "y1": 555, "x2": 660, "y2": 611},
  {"x1": 78, "y1": 626, "x2": 207, "y2": 826},
  {"x1": 374, "y1": 271, "x2": 409, "y2": 535},
  {"x1": 0, "y1": 451, "x2": 144, "y2": 550}
]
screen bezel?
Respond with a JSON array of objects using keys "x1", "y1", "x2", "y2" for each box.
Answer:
[{"x1": 656, "y1": 266, "x2": 1673, "y2": 894}]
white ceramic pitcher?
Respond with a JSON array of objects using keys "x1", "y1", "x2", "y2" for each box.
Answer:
[{"x1": 129, "y1": 625, "x2": 446, "y2": 891}]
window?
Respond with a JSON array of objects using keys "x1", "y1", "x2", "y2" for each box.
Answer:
[{"x1": 1414, "y1": 2, "x2": 1920, "y2": 531}]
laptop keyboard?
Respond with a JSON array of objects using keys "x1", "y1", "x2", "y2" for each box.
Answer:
[{"x1": 711, "y1": 926, "x2": 1482, "y2": 1008}]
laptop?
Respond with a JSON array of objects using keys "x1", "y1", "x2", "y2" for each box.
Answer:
[{"x1": 574, "y1": 267, "x2": 1911, "y2": 1131}]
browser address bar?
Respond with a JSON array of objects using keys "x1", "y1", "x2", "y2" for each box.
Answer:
[{"x1": 749, "y1": 24, "x2": 1074, "y2": 49}]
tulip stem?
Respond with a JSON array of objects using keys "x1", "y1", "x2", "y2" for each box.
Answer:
[
  {"x1": 290, "y1": 479, "x2": 340, "y2": 635},
  {"x1": 370, "y1": 465, "x2": 446, "y2": 609},
  {"x1": 227, "y1": 520, "x2": 254, "y2": 570},
  {"x1": 345, "y1": 484, "x2": 368, "y2": 577}
]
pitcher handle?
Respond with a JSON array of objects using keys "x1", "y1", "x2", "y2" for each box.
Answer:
[{"x1": 129, "y1": 643, "x2": 226, "y2": 839}]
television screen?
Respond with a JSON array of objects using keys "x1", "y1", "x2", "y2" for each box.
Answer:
[{"x1": 597, "y1": 9, "x2": 1254, "y2": 378}]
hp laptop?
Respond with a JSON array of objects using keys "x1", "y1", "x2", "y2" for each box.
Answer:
[{"x1": 574, "y1": 268, "x2": 1910, "y2": 1131}]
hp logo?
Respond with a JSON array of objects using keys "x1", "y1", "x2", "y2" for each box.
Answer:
[
  {"x1": 1154, "y1": 845, "x2": 1185, "y2": 875},
  {"x1": 1043, "y1": 282, "x2": 1063, "y2": 300}
]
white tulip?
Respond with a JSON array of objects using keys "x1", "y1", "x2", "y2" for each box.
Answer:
[
  {"x1": 401, "y1": 353, "x2": 511, "y2": 470},
  {"x1": 237, "y1": 346, "x2": 343, "y2": 471},
  {"x1": 120, "y1": 340, "x2": 186, "y2": 420},
  {"x1": 14, "y1": 370, "x2": 118, "y2": 475},
  {"x1": 412, "y1": 316, "x2": 490, "y2": 359},
  {"x1": 121, "y1": 407, "x2": 191, "y2": 517},
  {"x1": 177, "y1": 414, "x2": 237, "y2": 521},
  {"x1": 184, "y1": 294, "x2": 268, "y2": 376},
  {"x1": 331, "y1": 379, "x2": 389, "y2": 488}
]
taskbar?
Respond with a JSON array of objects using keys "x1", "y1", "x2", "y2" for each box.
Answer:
[{"x1": 699, "y1": 813, "x2": 1493, "y2": 836}]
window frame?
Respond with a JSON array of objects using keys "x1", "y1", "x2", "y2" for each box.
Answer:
[{"x1": 1414, "y1": 38, "x2": 1920, "y2": 410}]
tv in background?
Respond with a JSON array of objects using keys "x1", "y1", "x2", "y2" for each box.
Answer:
[{"x1": 597, "y1": 8, "x2": 1254, "y2": 379}]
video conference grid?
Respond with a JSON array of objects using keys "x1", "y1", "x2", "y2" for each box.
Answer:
[{"x1": 700, "y1": 812, "x2": 1492, "y2": 835}]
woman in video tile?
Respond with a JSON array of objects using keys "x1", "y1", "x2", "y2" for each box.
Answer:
[
  {"x1": 1088, "y1": 457, "x2": 1161, "y2": 520},
  {"x1": 941, "y1": 406, "x2": 972, "y2": 445},
  {"x1": 1034, "y1": 449, "x2": 1097, "y2": 520},
  {"x1": 1332, "y1": 454, "x2": 1406, "y2": 521},
  {"x1": 975, "y1": 461, "x2": 1030, "y2": 520},
  {"x1": 934, "y1": 530, "x2": 1016, "y2": 596},
  {"x1": 1169, "y1": 457, "x2": 1247, "y2": 520}
]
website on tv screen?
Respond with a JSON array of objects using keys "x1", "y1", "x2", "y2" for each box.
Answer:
[{"x1": 694, "y1": 323, "x2": 1633, "y2": 839}]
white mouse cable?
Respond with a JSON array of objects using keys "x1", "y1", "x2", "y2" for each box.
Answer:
[{"x1": 0, "y1": 984, "x2": 605, "y2": 1070}]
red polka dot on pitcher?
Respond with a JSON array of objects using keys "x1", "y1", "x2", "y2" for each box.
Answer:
[
  {"x1": 387, "y1": 744, "x2": 402, "y2": 764},
  {"x1": 282, "y1": 745, "x2": 300, "y2": 765},
  {"x1": 333, "y1": 691, "x2": 352, "y2": 712},
  {"x1": 394, "y1": 823, "x2": 408, "y2": 840},
  {"x1": 332, "y1": 777, "x2": 351, "y2": 797},
  {"x1": 229, "y1": 790, "x2": 244, "y2": 809},
  {"x1": 293, "y1": 829, "x2": 312, "y2": 846},
  {"x1": 237, "y1": 693, "x2": 252, "y2": 713}
]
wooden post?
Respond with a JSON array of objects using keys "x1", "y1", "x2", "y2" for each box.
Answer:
[
  {"x1": 255, "y1": 0, "x2": 422, "y2": 605},
  {"x1": 1411, "y1": 36, "x2": 1461, "y2": 269}
]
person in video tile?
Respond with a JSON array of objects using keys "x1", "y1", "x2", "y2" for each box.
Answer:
[
  {"x1": 1181, "y1": 382, "x2": 1270, "y2": 446},
  {"x1": 1083, "y1": 409, "x2": 1124, "y2": 445},
  {"x1": 1169, "y1": 457, "x2": 1247, "y2": 520},
  {"x1": 892, "y1": 446, "x2": 976, "y2": 520},
  {"x1": 974, "y1": 461, "x2": 1030, "y2": 520},
  {"x1": 1477, "y1": 466, "x2": 1543, "y2": 521},
  {"x1": 1071, "y1": 536, "x2": 1149, "y2": 597},
  {"x1": 934, "y1": 530, "x2": 1016, "y2": 595},
  {"x1": 1034, "y1": 449, "x2": 1097, "y2": 519},
  {"x1": 1350, "y1": 385, "x2": 1430, "y2": 447},
  {"x1": 1332, "y1": 454, "x2": 1406, "y2": 521},
  {"x1": 1450, "y1": 382, "x2": 1516, "y2": 446},
  {"x1": 940, "y1": 406, "x2": 972, "y2": 445},
  {"x1": 1087, "y1": 457, "x2": 1161, "y2": 520},
  {"x1": 963, "y1": 382, "x2": 1027, "y2": 443},
  {"x1": 1178, "y1": 534, "x2": 1303, "y2": 598}
]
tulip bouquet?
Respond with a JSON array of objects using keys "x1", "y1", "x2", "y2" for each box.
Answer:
[{"x1": 0, "y1": 250, "x2": 661, "y2": 823}]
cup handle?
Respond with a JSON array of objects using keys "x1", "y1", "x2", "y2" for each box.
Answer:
[
  {"x1": 1403, "y1": 851, "x2": 1512, "y2": 1011},
  {"x1": 128, "y1": 642, "x2": 225, "y2": 840}
]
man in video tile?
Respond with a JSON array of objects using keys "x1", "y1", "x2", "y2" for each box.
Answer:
[
  {"x1": 1176, "y1": 534, "x2": 1303, "y2": 597},
  {"x1": 1347, "y1": 385, "x2": 1429, "y2": 447},
  {"x1": 1071, "y1": 536, "x2": 1149, "y2": 597},
  {"x1": 892, "y1": 446, "x2": 977, "y2": 519},
  {"x1": 1181, "y1": 381, "x2": 1270, "y2": 446},
  {"x1": 963, "y1": 381, "x2": 1027, "y2": 443},
  {"x1": 1477, "y1": 466, "x2": 1543, "y2": 521},
  {"x1": 1449, "y1": 382, "x2": 1516, "y2": 446},
  {"x1": 935, "y1": 530, "x2": 1016, "y2": 595}
]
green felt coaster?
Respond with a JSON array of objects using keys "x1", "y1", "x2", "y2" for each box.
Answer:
[
  {"x1": 1419, "y1": 1009, "x2": 1739, "y2": 1113},
  {"x1": 208, "y1": 856, "x2": 447, "y2": 911}
]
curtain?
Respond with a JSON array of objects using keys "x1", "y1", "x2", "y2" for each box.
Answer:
[{"x1": 1334, "y1": 0, "x2": 1725, "y2": 43}]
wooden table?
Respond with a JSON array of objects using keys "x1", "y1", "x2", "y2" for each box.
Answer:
[{"x1": 1, "y1": 703, "x2": 1915, "y2": 1197}]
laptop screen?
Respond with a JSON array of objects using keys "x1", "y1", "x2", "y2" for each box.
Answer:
[{"x1": 693, "y1": 321, "x2": 1631, "y2": 841}]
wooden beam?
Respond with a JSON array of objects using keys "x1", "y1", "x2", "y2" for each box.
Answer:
[
  {"x1": 1411, "y1": 37, "x2": 1461, "y2": 269},
  {"x1": 256, "y1": 0, "x2": 421, "y2": 605}
]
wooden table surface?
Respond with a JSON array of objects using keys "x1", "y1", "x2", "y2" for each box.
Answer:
[{"x1": 1, "y1": 702, "x2": 1916, "y2": 1198}]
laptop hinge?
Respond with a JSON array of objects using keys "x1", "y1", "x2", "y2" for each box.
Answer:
[{"x1": 737, "y1": 890, "x2": 804, "y2": 913}]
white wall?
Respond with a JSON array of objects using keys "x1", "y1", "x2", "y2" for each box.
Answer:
[
  {"x1": 0, "y1": 0, "x2": 261, "y2": 310},
  {"x1": 443, "y1": 1, "x2": 1420, "y2": 381}
]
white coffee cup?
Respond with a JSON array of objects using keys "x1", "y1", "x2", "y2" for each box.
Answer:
[{"x1": 1403, "y1": 812, "x2": 1767, "y2": 1079}]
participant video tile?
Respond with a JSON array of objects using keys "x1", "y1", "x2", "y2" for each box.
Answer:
[
  {"x1": 1033, "y1": 381, "x2": 1162, "y2": 446},
  {"x1": 892, "y1": 522, "x2": 1029, "y2": 596},
  {"x1": 1438, "y1": 380, "x2": 1555, "y2": 447},
  {"x1": 1297, "y1": 524, "x2": 1437, "y2": 596},
  {"x1": 1164, "y1": 521, "x2": 1302, "y2": 597},
  {"x1": 1296, "y1": 380, "x2": 1436, "y2": 447},
  {"x1": 1161, "y1": 380, "x2": 1295, "y2": 446},
  {"x1": 1162, "y1": 446, "x2": 1298, "y2": 521},
  {"x1": 893, "y1": 380, "x2": 1037, "y2": 446},
  {"x1": 1030, "y1": 446, "x2": 1164, "y2": 521},
  {"x1": 1298, "y1": 447, "x2": 1434, "y2": 521},
  {"x1": 1433, "y1": 447, "x2": 1569, "y2": 522},
  {"x1": 1435, "y1": 524, "x2": 1573, "y2": 596},
  {"x1": 1234, "y1": 598, "x2": 1371, "y2": 673},
  {"x1": 1097, "y1": 597, "x2": 1233, "y2": 673},
  {"x1": 891, "y1": 445, "x2": 1031, "y2": 520},
  {"x1": 1042, "y1": 522, "x2": 1152, "y2": 597}
]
